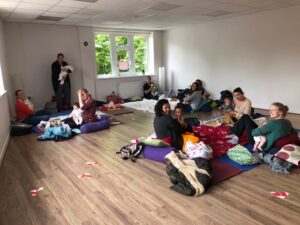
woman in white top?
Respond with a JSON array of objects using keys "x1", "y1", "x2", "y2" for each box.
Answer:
[{"x1": 228, "y1": 87, "x2": 252, "y2": 120}]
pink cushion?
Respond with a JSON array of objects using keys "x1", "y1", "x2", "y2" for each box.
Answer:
[{"x1": 274, "y1": 134, "x2": 300, "y2": 148}]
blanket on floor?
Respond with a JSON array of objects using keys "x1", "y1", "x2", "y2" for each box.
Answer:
[{"x1": 193, "y1": 125, "x2": 235, "y2": 157}]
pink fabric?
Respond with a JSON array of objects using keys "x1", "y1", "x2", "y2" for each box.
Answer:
[{"x1": 193, "y1": 125, "x2": 234, "y2": 158}]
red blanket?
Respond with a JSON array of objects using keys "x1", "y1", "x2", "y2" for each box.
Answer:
[{"x1": 193, "y1": 125, "x2": 235, "y2": 158}]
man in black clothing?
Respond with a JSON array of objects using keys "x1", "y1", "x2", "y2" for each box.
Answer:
[{"x1": 51, "y1": 53, "x2": 72, "y2": 111}]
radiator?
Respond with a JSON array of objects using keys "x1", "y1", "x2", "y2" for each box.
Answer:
[{"x1": 118, "y1": 81, "x2": 143, "y2": 99}]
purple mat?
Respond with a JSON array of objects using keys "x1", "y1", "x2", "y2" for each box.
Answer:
[{"x1": 143, "y1": 146, "x2": 174, "y2": 163}]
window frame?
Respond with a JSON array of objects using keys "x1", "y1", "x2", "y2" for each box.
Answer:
[{"x1": 94, "y1": 31, "x2": 150, "y2": 79}]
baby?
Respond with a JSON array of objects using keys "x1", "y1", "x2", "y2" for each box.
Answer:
[
  {"x1": 151, "y1": 84, "x2": 159, "y2": 99},
  {"x1": 174, "y1": 104, "x2": 193, "y2": 132},
  {"x1": 174, "y1": 104, "x2": 186, "y2": 128},
  {"x1": 253, "y1": 135, "x2": 267, "y2": 152},
  {"x1": 69, "y1": 103, "x2": 83, "y2": 125},
  {"x1": 59, "y1": 65, "x2": 74, "y2": 85},
  {"x1": 219, "y1": 97, "x2": 234, "y2": 113}
]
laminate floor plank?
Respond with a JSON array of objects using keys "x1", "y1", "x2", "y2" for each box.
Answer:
[{"x1": 0, "y1": 109, "x2": 299, "y2": 225}]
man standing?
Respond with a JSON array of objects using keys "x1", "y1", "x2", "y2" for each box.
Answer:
[{"x1": 51, "y1": 53, "x2": 72, "y2": 111}]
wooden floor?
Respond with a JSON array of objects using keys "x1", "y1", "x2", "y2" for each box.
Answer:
[{"x1": 0, "y1": 109, "x2": 300, "y2": 225}]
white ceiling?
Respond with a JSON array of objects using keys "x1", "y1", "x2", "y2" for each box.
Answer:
[{"x1": 0, "y1": 0, "x2": 300, "y2": 30}]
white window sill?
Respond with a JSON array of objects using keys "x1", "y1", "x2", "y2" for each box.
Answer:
[{"x1": 96, "y1": 74, "x2": 157, "y2": 80}]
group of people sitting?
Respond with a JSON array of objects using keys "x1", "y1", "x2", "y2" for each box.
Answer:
[
  {"x1": 15, "y1": 88, "x2": 97, "y2": 129},
  {"x1": 153, "y1": 86, "x2": 296, "y2": 157},
  {"x1": 16, "y1": 78, "x2": 297, "y2": 159},
  {"x1": 143, "y1": 76, "x2": 210, "y2": 112}
]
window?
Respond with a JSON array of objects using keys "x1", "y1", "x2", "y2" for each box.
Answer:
[{"x1": 95, "y1": 32, "x2": 150, "y2": 77}]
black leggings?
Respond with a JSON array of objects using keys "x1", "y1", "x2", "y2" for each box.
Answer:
[
  {"x1": 62, "y1": 118, "x2": 81, "y2": 129},
  {"x1": 230, "y1": 114, "x2": 258, "y2": 144}
]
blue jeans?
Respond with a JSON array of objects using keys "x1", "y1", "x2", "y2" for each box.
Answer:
[{"x1": 22, "y1": 110, "x2": 49, "y2": 125}]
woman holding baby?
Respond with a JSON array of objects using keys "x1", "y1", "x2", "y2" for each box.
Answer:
[
  {"x1": 230, "y1": 102, "x2": 296, "y2": 153},
  {"x1": 62, "y1": 88, "x2": 97, "y2": 128}
]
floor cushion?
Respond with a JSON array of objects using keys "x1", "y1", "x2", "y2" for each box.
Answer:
[
  {"x1": 275, "y1": 144, "x2": 300, "y2": 166},
  {"x1": 143, "y1": 145, "x2": 174, "y2": 163},
  {"x1": 80, "y1": 118, "x2": 110, "y2": 133},
  {"x1": 274, "y1": 134, "x2": 300, "y2": 148},
  {"x1": 227, "y1": 144, "x2": 261, "y2": 165}
]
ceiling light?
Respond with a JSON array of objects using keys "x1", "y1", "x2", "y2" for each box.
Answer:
[{"x1": 35, "y1": 16, "x2": 64, "y2": 21}]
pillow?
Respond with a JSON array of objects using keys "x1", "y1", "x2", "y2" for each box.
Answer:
[
  {"x1": 275, "y1": 144, "x2": 300, "y2": 166},
  {"x1": 80, "y1": 118, "x2": 110, "y2": 133},
  {"x1": 140, "y1": 138, "x2": 170, "y2": 147},
  {"x1": 143, "y1": 145, "x2": 174, "y2": 163},
  {"x1": 227, "y1": 144, "x2": 261, "y2": 165},
  {"x1": 274, "y1": 134, "x2": 300, "y2": 148}
]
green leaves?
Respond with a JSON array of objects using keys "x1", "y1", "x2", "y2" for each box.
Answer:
[{"x1": 95, "y1": 34, "x2": 148, "y2": 75}]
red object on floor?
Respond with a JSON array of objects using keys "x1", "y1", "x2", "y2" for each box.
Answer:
[
  {"x1": 274, "y1": 134, "x2": 300, "y2": 148},
  {"x1": 106, "y1": 95, "x2": 123, "y2": 104},
  {"x1": 239, "y1": 130, "x2": 249, "y2": 146},
  {"x1": 193, "y1": 125, "x2": 235, "y2": 157},
  {"x1": 211, "y1": 159, "x2": 243, "y2": 185}
]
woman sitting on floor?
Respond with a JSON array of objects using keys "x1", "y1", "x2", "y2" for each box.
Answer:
[
  {"x1": 15, "y1": 89, "x2": 49, "y2": 125},
  {"x1": 227, "y1": 87, "x2": 252, "y2": 121},
  {"x1": 63, "y1": 88, "x2": 97, "y2": 128},
  {"x1": 183, "y1": 82, "x2": 202, "y2": 112},
  {"x1": 230, "y1": 102, "x2": 296, "y2": 153},
  {"x1": 143, "y1": 76, "x2": 159, "y2": 100},
  {"x1": 154, "y1": 99, "x2": 185, "y2": 150},
  {"x1": 195, "y1": 79, "x2": 210, "y2": 100}
]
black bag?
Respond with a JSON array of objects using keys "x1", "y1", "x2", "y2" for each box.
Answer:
[
  {"x1": 177, "y1": 89, "x2": 190, "y2": 102},
  {"x1": 220, "y1": 90, "x2": 233, "y2": 101},
  {"x1": 10, "y1": 123, "x2": 32, "y2": 136},
  {"x1": 116, "y1": 143, "x2": 144, "y2": 162}
]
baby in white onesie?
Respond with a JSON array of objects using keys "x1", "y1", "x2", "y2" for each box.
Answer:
[
  {"x1": 69, "y1": 103, "x2": 83, "y2": 125},
  {"x1": 59, "y1": 65, "x2": 74, "y2": 85}
]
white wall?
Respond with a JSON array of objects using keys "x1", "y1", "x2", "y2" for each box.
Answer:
[
  {"x1": 164, "y1": 5, "x2": 300, "y2": 114},
  {"x1": 0, "y1": 20, "x2": 11, "y2": 166},
  {"x1": 4, "y1": 23, "x2": 164, "y2": 108},
  {"x1": 4, "y1": 22, "x2": 84, "y2": 114}
]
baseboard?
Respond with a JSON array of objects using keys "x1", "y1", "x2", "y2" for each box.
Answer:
[{"x1": 0, "y1": 132, "x2": 10, "y2": 168}]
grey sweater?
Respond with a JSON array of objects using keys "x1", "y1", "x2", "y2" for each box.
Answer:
[{"x1": 184, "y1": 91, "x2": 202, "y2": 110}]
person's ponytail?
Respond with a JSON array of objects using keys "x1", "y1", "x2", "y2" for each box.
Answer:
[{"x1": 272, "y1": 102, "x2": 289, "y2": 117}]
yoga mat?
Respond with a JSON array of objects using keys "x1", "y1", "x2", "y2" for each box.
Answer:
[
  {"x1": 211, "y1": 159, "x2": 243, "y2": 185},
  {"x1": 216, "y1": 144, "x2": 261, "y2": 171},
  {"x1": 141, "y1": 147, "x2": 243, "y2": 185},
  {"x1": 101, "y1": 107, "x2": 134, "y2": 115}
]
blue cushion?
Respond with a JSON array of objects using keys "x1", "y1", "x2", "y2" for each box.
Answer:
[{"x1": 80, "y1": 118, "x2": 110, "y2": 133}]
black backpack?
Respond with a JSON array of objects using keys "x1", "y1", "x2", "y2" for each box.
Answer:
[
  {"x1": 220, "y1": 90, "x2": 233, "y2": 101},
  {"x1": 116, "y1": 143, "x2": 144, "y2": 162},
  {"x1": 10, "y1": 123, "x2": 32, "y2": 136}
]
